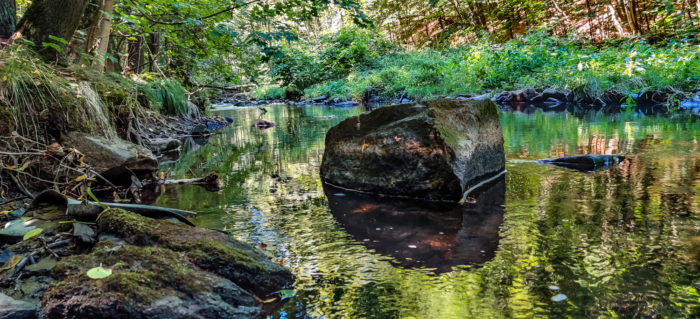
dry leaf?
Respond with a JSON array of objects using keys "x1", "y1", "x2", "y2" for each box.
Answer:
[{"x1": 75, "y1": 174, "x2": 88, "y2": 182}]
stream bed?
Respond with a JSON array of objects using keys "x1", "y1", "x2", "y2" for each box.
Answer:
[{"x1": 157, "y1": 104, "x2": 699, "y2": 318}]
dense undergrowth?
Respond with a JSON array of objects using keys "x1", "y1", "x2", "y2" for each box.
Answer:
[
  {"x1": 0, "y1": 45, "x2": 192, "y2": 141},
  {"x1": 256, "y1": 29, "x2": 700, "y2": 103}
]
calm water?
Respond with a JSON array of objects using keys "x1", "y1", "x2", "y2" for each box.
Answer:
[{"x1": 157, "y1": 105, "x2": 700, "y2": 318}]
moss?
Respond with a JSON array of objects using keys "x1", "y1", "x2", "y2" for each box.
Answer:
[
  {"x1": 96, "y1": 209, "x2": 293, "y2": 296},
  {"x1": 49, "y1": 243, "x2": 211, "y2": 305}
]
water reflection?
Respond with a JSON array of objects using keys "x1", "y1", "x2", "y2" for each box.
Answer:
[
  {"x1": 156, "y1": 105, "x2": 700, "y2": 318},
  {"x1": 325, "y1": 179, "x2": 505, "y2": 272}
]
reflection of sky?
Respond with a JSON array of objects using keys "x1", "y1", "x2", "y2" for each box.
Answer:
[{"x1": 157, "y1": 105, "x2": 700, "y2": 318}]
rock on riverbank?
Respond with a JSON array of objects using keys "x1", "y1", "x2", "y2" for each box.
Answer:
[{"x1": 37, "y1": 209, "x2": 294, "y2": 319}]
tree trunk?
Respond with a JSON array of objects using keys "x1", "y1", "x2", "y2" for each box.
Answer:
[
  {"x1": 84, "y1": 0, "x2": 114, "y2": 70},
  {"x1": 15, "y1": 0, "x2": 90, "y2": 52},
  {"x1": 104, "y1": 34, "x2": 122, "y2": 73},
  {"x1": 0, "y1": 0, "x2": 16, "y2": 39},
  {"x1": 127, "y1": 35, "x2": 145, "y2": 74},
  {"x1": 147, "y1": 32, "x2": 162, "y2": 73}
]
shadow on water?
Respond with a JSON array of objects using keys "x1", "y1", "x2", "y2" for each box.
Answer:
[{"x1": 324, "y1": 178, "x2": 505, "y2": 273}]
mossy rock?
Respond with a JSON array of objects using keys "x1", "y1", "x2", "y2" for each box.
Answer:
[
  {"x1": 96, "y1": 209, "x2": 294, "y2": 297},
  {"x1": 320, "y1": 98, "x2": 505, "y2": 202},
  {"x1": 43, "y1": 242, "x2": 263, "y2": 319}
]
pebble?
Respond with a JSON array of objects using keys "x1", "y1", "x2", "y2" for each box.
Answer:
[{"x1": 408, "y1": 245, "x2": 417, "y2": 249}]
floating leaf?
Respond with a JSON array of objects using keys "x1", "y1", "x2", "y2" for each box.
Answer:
[
  {"x1": 87, "y1": 265, "x2": 112, "y2": 279},
  {"x1": 23, "y1": 228, "x2": 43, "y2": 241}
]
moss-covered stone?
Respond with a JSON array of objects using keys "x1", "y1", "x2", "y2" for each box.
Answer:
[
  {"x1": 96, "y1": 209, "x2": 294, "y2": 297},
  {"x1": 320, "y1": 98, "x2": 505, "y2": 202},
  {"x1": 43, "y1": 242, "x2": 262, "y2": 319}
]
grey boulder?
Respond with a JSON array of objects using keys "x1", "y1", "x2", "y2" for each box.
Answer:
[{"x1": 61, "y1": 132, "x2": 157, "y2": 178}]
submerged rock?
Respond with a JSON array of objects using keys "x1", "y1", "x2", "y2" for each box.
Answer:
[
  {"x1": 42, "y1": 209, "x2": 294, "y2": 319},
  {"x1": 320, "y1": 98, "x2": 505, "y2": 202},
  {"x1": 538, "y1": 155, "x2": 625, "y2": 172},
  {"x1": 61, "y1": 132, "x2": 157, "y2": 179}
]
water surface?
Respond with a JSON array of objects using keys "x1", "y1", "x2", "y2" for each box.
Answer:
[{"x1": 158, "y1": 105, "x2": 700, "y2": 318}]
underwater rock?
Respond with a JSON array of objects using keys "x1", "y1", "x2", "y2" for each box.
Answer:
[
  {"x1": 0, "y1": 293, "x2": 37, "y2": 319},
  {"x1": 61, "y1": 132, "x2": 157, "y2": 180},
  {"x1": 42, "y1": 209, "x2": 294, "y2": 319},
  {"x1": 321, "y1": 98, "x2": 505, "y2": 202},
  {"x1": 538, "y1": 155, "x2": 625, "y2": 172}
]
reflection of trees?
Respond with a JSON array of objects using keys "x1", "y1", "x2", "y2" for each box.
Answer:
[
  {"x1": 502, "y1": 111, "x2": 700, "y2": 158},
  {"x1": 155, "y1": 106, "x2": 699, "y2": 318}
]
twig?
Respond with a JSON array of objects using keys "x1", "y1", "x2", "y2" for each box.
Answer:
[
  {"x1": 0, "y1": 195, "x2": 28, "y2": 205},
  {"x1": 7, "y1": 172, "x2": 34, "y2": 199}
]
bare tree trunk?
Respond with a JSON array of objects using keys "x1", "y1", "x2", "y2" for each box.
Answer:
[
  {"x1": 84, "y1": 0, "x2": 114, "y2": 70},
  {"x1": 0, "y1": 0, "x2": 16, "y2": 39},
  {"x1": 14, "y1": 0, "x2": 90, "y2": 53}
]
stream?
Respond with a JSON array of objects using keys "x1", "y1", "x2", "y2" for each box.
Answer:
[{"x1": 157, "y1": 104, "x2": 700, "y2": 318}]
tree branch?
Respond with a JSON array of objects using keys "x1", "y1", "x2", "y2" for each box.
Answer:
[{"x1": 128, "y1": 0, "x2": 261, "y2": 26}]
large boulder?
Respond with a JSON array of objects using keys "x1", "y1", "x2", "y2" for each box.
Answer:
[
  {"x1": 42, "y1": 209, "x2": 294, "y2": 319},
  {"x1": 320, "y1": 98, "x2": 505, "y2": 202},
  {"x1": 61, "y1": 132, "x2": 157, "y2": 179}
]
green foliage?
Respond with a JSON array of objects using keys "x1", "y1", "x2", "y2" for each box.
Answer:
[
  {"x1": 139, "y1": 79, "x2": 189, "y2": 116},
  {"x1": 303, "y1": 31, "x2": 700, "y2": 101},
  {"x1": 252, "y1": 85, "x2": 286, "y2": 100}
]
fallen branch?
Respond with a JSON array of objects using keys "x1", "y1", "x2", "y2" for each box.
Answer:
[{"x1": 161, "y1": 172, "x2": 220, "y2": 191}]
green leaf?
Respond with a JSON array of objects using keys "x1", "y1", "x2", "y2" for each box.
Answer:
[
  {"x1": 41, "y1": 42, "x2": 62, "y2": 52},
  {"x1": 87, "y1": 187, "x2": 107, "y2": 208},
  {"x1": 48, "y1": 35, "x2": 69, "y2": 44},
  {"x1": 23, "y1": 228, "x2": 43, "y2": 241},
  {"x1": 87, "y1": 265, "x2": 112, "y2": 279}
]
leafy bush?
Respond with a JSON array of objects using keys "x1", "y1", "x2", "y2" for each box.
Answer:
[
  {"x1": 304, "y1": 30, "x2": 700, "y2": 101},
  {"x1": 252, "y1": 85, "x2": 286, "y2": 100}
]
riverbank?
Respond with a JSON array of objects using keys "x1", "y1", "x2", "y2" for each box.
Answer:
[
  {"x1": 249, "y1": 32, "x2": 698, "y2": 114},
  {"x1": 0, "y1": 45, "x2": 299, "y2": 318}
]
